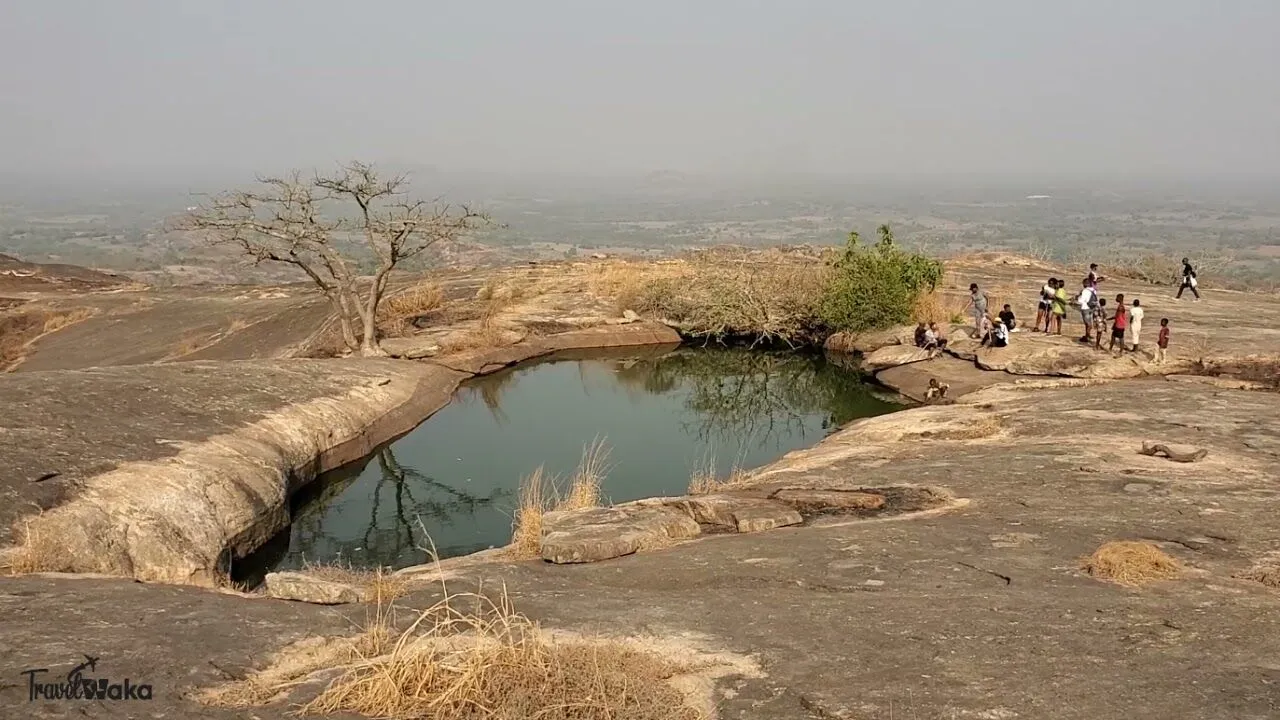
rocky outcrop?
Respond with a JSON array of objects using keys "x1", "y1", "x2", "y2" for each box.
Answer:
[{"x1": 1, "y1": 360, "x2": 465, "y2": 585}]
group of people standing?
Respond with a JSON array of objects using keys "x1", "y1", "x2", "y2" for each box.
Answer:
[{"x1": 961, "y1": 257, "x2": 1198, "y2": 364}]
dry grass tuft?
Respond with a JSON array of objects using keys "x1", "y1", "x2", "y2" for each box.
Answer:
[
  {"x1": 560, "y1": 437, "x2": 610, "y2": 511},
  {"x1": 41, "y1": 307, "x2": 96, "y2": 334},
  {"x1": 508, "y1": 440, "x2": 613, "y2": 559},
  {"x1": 201, "y1": 573, "x2": 709, "y2": 719},
  {"x1": 299, "y1": 561, "x2": 409, "y2": 603},
  {"x1": 1081, "y1": 541, "x2": 1182, "y2": 586},
  {"x1": 912, "y1": 291, "x2": 968, "y2": 325},
  {"x1": 1237, "y1": 563, "x2": 1280, "y2": 588},
  {"x1": 0, "y1": 520, "x2": 65, "y2": 575},
  {"x1": 379, "y1": 281, "x2": 446, "y2": 338},
  {"x1": 687, "y1": 458, "x2": 755, "y2": 495},
  {"x1": 508, "y1": 466, "x2": 552, "y2": 560},
  {"x1": 307, "y1": 589, "x2": 703, "y2": 720},
  {"x1": 439, "y1": 289, "x2": 525, "y2": 352},
  {"x1": 171, "y1": 332, "x2": 215, "y2": 358}
]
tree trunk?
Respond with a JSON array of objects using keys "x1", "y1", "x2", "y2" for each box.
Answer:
[{"x1": 358, "y1": 267, "x2": 392, "y2": 357}]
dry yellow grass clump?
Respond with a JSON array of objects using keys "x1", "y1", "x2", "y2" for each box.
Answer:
[
  {"x1": 0, "y1": 520, "x2": 64, "y2": 575},
  {"x1": 303, "y1": 593, "x2": 704, "y2": 720},
  {"x1": 1081, "y1": 541, "x2": 1182, "y2": 586},
  {"x1": 201, "y1": 574, "x2": 707, "y2": 720},
  {"x1": 508, "y1": 439, "x2": 612, "y2": 559},
  {"x1": 687, "y1": 457, "x2": 755, "y2": 496},
  {"x1": 911, "y1": 290, "x2": 972, "y2": 325},
  {"x1": 378, "y1": 281, "x2": 445, "y2": 338}
]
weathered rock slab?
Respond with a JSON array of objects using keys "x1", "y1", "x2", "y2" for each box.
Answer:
[
  {"x1": 862, "y1": 345, "x2": 934, "y2": 371},
  {"x1": 541, "y1": 505, "x2": 701, "y2": 564},
  {"x1": 264, "y1": 571, "x2": 364, "y2": 605},
  {"x1": 824, "y1": 325, "x2": 915, "y2": 354},
  {"x1": 675, "y1": 495, "x2": 803, "y2": 532}
]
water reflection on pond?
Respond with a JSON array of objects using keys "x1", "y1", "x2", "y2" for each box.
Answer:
[{"x1": 246, "y1": 346, "x2": 901, "y2": 575}]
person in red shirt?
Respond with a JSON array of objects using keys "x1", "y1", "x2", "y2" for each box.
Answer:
[
  {"x1": 1109, "y1": 293, "x2": 1128, "y2": 353},
  {"x1": 1156, "y1": 318, "x2": 1171, "y2": 364}
]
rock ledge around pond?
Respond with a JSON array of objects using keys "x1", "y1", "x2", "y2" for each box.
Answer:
[{"x1": 538, "y1": 485, "x2": 955, "y2": 564}]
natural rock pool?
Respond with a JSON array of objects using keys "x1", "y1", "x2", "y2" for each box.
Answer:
[{"x1": 242, "y1": 345, "x2": 902, "y2": 576}]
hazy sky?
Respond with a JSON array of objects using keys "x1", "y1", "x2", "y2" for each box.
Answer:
[{"x1": 3, "y1": 0, "x2": 1278, "y2": 177}]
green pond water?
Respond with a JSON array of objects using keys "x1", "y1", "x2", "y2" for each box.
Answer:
[{"x1": 242, "y1": 345, "x2": 901, "y2": 577}]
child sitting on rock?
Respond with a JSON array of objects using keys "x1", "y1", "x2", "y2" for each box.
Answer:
[{"x1": 925, "y1": 378, "x2": 950, "y2": 402}]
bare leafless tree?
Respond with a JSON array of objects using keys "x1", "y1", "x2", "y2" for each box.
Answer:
[{"x1": 181, "y1": 161, "x2": 489, "y2": 355}]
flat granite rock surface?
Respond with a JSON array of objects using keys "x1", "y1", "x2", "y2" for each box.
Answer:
[
  {"x1": 3, "y1": 378, "x2": 1279, "y2": 719},
  {"x1": 0, "y1": 359, "x2": 453, "y2": 538}
]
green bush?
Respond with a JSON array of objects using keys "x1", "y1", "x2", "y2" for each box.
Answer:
[{"x1": 819, "y1": 225, "x2": 943, "y2": 332}]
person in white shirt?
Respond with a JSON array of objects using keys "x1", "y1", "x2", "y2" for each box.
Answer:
[
  {"x1": 1128, "y1": 298, "x2": 1145, "y2": 352},
  {"x1": 993, "y1": 319, "x2": 1010, "y2": 348},
  {"x1": 1036, "y1": 277, "x2": 1056, "y2": 332},
  {"x1": 1076, "y1": 279, "x2": 1097, "y2": 343}
]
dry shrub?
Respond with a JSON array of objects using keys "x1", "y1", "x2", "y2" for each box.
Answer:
[
  {"x1": 42, "y1": 307, "x2": 96, "y2": 334},
  {"x1": 508, "y1": 440, "x2": 613, "y2": 558},
  {"x1": 0, "y1": 520, "x2": 64, "y2": 575},
  {"x1": 379, "y1": 281, "x2": 445, "y2": 338},
  {"x1": 1081, "y1": 541, "x2": 1181, "y2": 586},
  {"x1": 1237, "y1": 563, "x2": 1280, "y2": 588},
  {"x1": 912, "y1": 291, "x2": 968, "y2": 325},
  {"x1": 171, "y1": 332, "x2": 214, "y2": 358},
  {"x1": 615, "y1": 249, "x2": 830, "y2": 344}
]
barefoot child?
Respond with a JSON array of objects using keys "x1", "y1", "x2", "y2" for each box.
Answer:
[
  {"x1": 1156, "y1": 318, "x2": 1170, "y2": 364},
  {"x1": 1092, "y1": 298, "x2": 1108, "y2": 350},
  {"x1": 1109, "y1": 293, "x2": 1128, "y2": 353},
  {"x1": 1129, "y1": 299, "x2": 1145, "y2": 353}
]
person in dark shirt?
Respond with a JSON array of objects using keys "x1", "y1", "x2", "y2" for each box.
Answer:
[
  {"x1": 1155, "y1": 318, "x2": 1171, "y2": 364},
  {"x1": 914, "y1": 322, "x2": 928, "y2": 348},
  {"x1": 1176, "y1": 258, "x2": 1201, "y2": 300},
  {"x1": 998, "y1": 304, "x2": 1016, "y2": 331}
]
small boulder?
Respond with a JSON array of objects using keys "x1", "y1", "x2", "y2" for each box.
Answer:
[
  {"x1": 541, "y1": 505, "x2": 701, "y2": 564},
  {"x1": 862, "y1": 345, "x2": 933, "y2": 372},
  {"x1": 264, "y1": 572, "x2": 364, "y2": 605}
]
